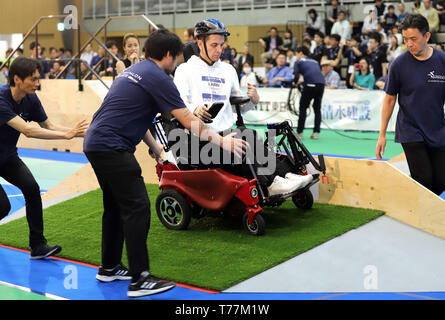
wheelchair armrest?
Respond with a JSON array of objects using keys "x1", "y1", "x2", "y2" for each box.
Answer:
[{"x1": 230, "y1": 96, "x2": 250, "y2": 105}]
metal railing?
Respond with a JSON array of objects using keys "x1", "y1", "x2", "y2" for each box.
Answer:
[
  {"x1": 82, "y1": 0, "x2": 384, "y2": 19},
  {"x1": 57, "y1": 14, "x2": 158, "y2": 85},
  {"x1": 0, "y1": 14, "x2": 69, "y2": 72},
  {"x1": 0, "y1": 13, "x2": 158, "y2": 92}
]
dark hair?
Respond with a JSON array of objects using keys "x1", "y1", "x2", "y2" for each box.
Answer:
[
  {"x1": 314, "y1": 31, "x2": 325, "y2": 39},
  {"x1": 352, "y1": 35, "x2": 362, "y2": 43},
  {"x1": 105, "y1": 40, "x2": 117, "y2": 49},
  {"x1": 296, "y1": 45, "x2": 310, "y2": 56},
  {"x1": 186, "y1": 27, "x2": 195, "y2": 39},
  {"x1": 368, "y1": 31, "x2": 381, "y2": 43},
  {"x1": 8, "y1": 57, "x2": 42, "y2": 87},
  {"x1": 330, "y1": 34, "x2": 341, "y2": 42},
  {"x1": 144, "y1": 29, "x2": 183, "y2": 60},
  {"x1": 358, "y1": 56, "x2": 371, "y2": 75},
  {"x1": 400, "y1": 13, "x2": 430, "y2": 35},
  {"x1": 308, "y1": 8, "x2": 318, "y2": 21},
  {"x1": 302, "y1": 38, "x2": 312, "y2": 47},
  {"x1": 29, "y1": 41, "x2": 40, "y2": 51}
]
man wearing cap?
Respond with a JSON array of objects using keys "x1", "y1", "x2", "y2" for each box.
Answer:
[{"x1": 321, "y1": 60, "x2": 341, "y2": 89}]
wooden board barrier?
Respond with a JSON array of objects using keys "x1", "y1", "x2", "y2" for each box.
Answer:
[
  {"x1": 41, "y1": 144, "x2": 160, "y2": 201},
  {"x1": 318, "y1": 157, "x2": 445, "y2": 239},
  {"x1": 17, "y1": 79, "x2": 102, "y2": 154}
]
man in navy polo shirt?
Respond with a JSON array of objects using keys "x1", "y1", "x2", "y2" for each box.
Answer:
[
  {"x1": 376, "y1": 14, "x2": 445, "y2": 196},
  {"x1": 83, "y1": 29, "x2": 246, "y2": 298},
  {"x1": 294, "y1": 46, "x2": 326, "y2": 140},
  {"x1": 0, "y1": 57, "x2": 88, "y2": 259}
]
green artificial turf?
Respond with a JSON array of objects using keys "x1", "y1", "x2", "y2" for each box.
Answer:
[
  {"x1": 246, "y1": 125, "x2": 404, "y2": 160},
  {"x1": 0, "y1": 184, "x2": 384, "y2": 291}
]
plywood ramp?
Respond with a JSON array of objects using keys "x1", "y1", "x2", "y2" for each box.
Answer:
[
  {"x1": 17, "y1": 79, "x2": 103, "y2": 154},
  {"x1": 42, "y1": 144, "x2": 160, "y2": 201},
  {"x1": 318, "y1": 157, "x2": 445, "y2": 239}
]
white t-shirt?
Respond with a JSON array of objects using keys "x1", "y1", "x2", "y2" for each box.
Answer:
[{"x1": 174, "y1": 55, "x2": 254, "y2": 132}]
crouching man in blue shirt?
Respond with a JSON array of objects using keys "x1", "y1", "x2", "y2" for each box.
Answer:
[
  {"x1": 0, "y1": 57, "x2": 89, "y2": 259},
  {"x1": 376, "y1": 14, "x2": 445, "y2": 196},
  {"x1": 83, "y1": 29, "x2": 246, "y2": 298}
]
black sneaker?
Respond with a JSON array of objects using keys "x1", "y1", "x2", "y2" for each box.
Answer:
[
  {"x1": 127, "y1": 272, "x2": 176, "y2": 297},
  {"x1": 30, "y1": 244, "x2": 62, "y2": 260},
  {"x1": 96, "y1": 263, "x2": 132, "y2": 282}
]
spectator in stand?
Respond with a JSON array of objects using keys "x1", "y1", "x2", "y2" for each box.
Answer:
[
  {"x1": 262, "y1": 52, "x2": 293, "y2": 87},
  {"x1": 48, "y1": 47, "x2": 59, "y2": 68},
  {"x1": 221, "y1": 42, "x2": 234, "y2": 65},
  {"x1": 63, "y1": 48, "x2": 75, "y2": 77},
  {"x1": 16, "y1": 48, "x2": 24, "y2": 58},
  {"x1": 413, "y1": 0, "x2": 425, "y2": 14},
  {"x1": 235, "y1": 43, "x2": 254, "y2": 77},
  {"x1": 264, "y1": 48, "x2": 281, "y2": 73},
  {"x1": 231, "y1": 47, "x2": 240, "y2": 68},
  {"x1": 183, "y1": 27, "x2": 200, "y2": 62},
  {"x1": 100, "y1": 40, "x2": 119, "y2": 77},
  {"x1": 433, "y1": 0, "x2": 445, "y2": 24},
  {"x1": 383, "y1": 5, "x2": 398, "y2": 34},
  {"x1": 310, "y1": 31, "x2": 326, "y2": 62},
  {"x1": 418, "y1": 0, "x2": 440, "y2": 42},
  {"x1": 91, "y1": 45, "x2": 105, "y2": 68},
  {"x1": 306, "y1": 9, "x2": 324, "y2": 37},
  {"x1": 239, "y1": 61, "x2": 259, "y2": 88},
  {"x1": 386, "y1": 34, "x2": 403, "y2": 65},
  {"x1": 286, "y1": 49, "x2": 297, "y2": 69},
  {"x1": 349, "y1": 57, "x2": 376, "y2": 90},
  {"x1": 344, "y1": 35, "x2": 367, "y2": 88},
  {"x1": 1, "y1": 48, "x2": 14, "y2": 72},
  {"x1": 183, "y1": 27, "x2": 194, "y2": 42},
  {"x1": 376, "y1": 22, "x2": 389, "y2": 44},
  {"x1": 281, "y1": 29, "x2": 298, "y2": 52},
  {"x1": 321, "y1": 60, "x2": 341, "y2": 89},
  {"x1": 325, "y1": 0, "x2": 346, "y2": 35},
  {"x1": 259, "y1": 27, "x2": 283, "y2": 64},
  {"x1": 303, "y1": 33, "x2": 317, "y2": 52},
  {"x1": 322, "y1": 34, "x2": 344, "y2": 75},
  {"x1": 302, "y1": 38, "x2": 313, "y2": 53},
  {"x1": 116, "y1": 33, "x2": 141, "y2": 75},
  {"x1": 46, "y1": 60, "x2": 65, "y2": 79},
  {"x1": 396, "y1": 2, "x2": 409, "y2": 25},
  {"x1": 362, "y1": 8, "x2": 379, "y2": 37},
  {"x1": 29, "y1": 41, "x2": 49, "y2": 79},
  {"x1": 330, "y1": 10, "x2": 352, "y2": 43},
  {"x1": 390, "y1": 25, "x2": 404, "y2": 45},
  {"x1": 367, "y1": 32, "x2": 387, "y2": 82},
  {"x1": 375, "y1": 0, "x2": 387, "y2": 20},
  {"x1": 80, "y1": 43, "x2": 97, "y2": 67}
]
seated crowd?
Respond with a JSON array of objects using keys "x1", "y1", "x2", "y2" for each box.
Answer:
[{"x1": 1, "y1": 0, "x2": 444, "y2": 89}]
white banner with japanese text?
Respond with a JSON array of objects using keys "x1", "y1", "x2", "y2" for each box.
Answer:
[{"x1": 240, "y1": 87, "x2": 398, "y2": 132}]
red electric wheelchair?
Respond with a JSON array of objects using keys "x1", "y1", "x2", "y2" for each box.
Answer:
[{"x1": 152, "y1": 97, "x2": 326, "y2": 236}]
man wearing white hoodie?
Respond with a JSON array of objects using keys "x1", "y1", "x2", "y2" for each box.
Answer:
[{"x1": 174, "y1": 19, "x2": 314, "y2": 196}]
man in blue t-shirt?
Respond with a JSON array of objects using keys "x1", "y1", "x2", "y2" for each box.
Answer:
[
  {"x1": 293, "y1": 46, "x2": 326, "y2": 140},
  {"x1": 0, "y1": 57, "x2": 88, "y2": 258},
  {"x1": 83, "y1": 29, "x2": 246, "y2": 298},
  {"x1": 376, "y1": 14, "x2": 445, "y2": 196},
  {"x1": 262, "y1": 52, "x2": 293, "y2": 87}
]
